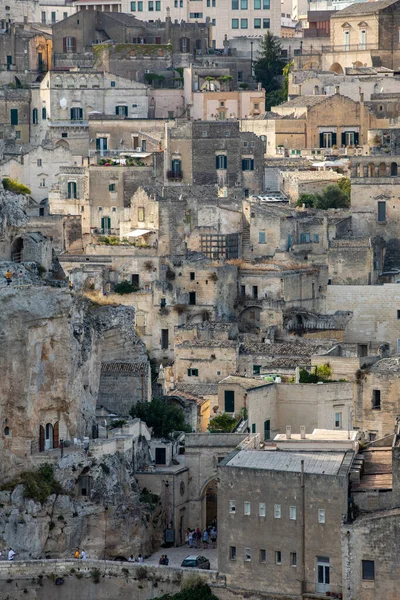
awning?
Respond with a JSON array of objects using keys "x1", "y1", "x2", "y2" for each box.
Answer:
[
  {"x1": 120, "y1": 152, "x2": 152, "y2": 158},
  {"x1": 126, "y1": 229, "x2": 154, "y2": 237}
]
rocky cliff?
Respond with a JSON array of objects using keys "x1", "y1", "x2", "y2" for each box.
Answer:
[{"x1": 0, "y1": 285, "x2": 149, "y2": 480}]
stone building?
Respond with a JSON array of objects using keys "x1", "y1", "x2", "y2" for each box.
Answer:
[
  {"x1": 0, "y1": 88, "x2": 31, "y2": 144},
  {"x1": 218, "y1": 443, "x2": 354, "y2": 596}
]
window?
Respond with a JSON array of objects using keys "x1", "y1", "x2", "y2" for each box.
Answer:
[
  {"x1": 274, "y1": 504, "x2": 281, "y2": 519},
  {"x1": 156, "y1": 1, "x2": 161, "y2": 9},
  {"x1": 241, "y1": 0, "x2": 248, "y2": 6},
  {"x1": 41, "y1": 11, "x2": 46, "y2": 23},
  {"x1": 40, "y1": 178, "x2": 46, "y2": 187},
  {"x1": 242, "y1": 158, "x2": 254, "y2": 171},
  {"x1": 190, "y1": 272, "x2": 195, "y2": 280},
  {"x1": 313, "y1": 234, "x2": 320, "y2": 243},
  {"x1": 68, "y1": 181, "x2": 77, "y2": 199},
  {"x1": 290, "y1": 552, "x2": 297, "y2": 567},
  {"x1": 212, "y1": 18, "x2": 216, "y2": 25},
  {"x1": 335, "y1": 412, "x2": 342, "y2": 428},
  {"x1": 253, "y1": 365, "x2": 261, "y2": 375},
  {"x1": 63, "y1": 36, "x2": 76, "y2": 53},
  {"x1": 229, "y1": 500, "x2": 236, "y2": 513},
  {"x1": 290, "y1": 506, "x2": 297, "y2": 520},
  {"x1": 230, "y1": 546, "x2": 237, "y2": 559},
  {"x1": 254, "y1": 18, "x2": 261, "y2": 28},
  {"x1": 263, "y1": 18, "x2": 270, "y2": 28},
  {"x1": 15, "y1": 130, "x2": 21, "y2": 140},
  {"x1": 138, "y1": 207, "x2": 145, "y2": 221},
  {"x1": 259, "y1": 549, "x2": 266, "y2": 563},
  {"x1": 32, "y1": 108, "x2": 38, "y2": 124},
  {"x1": 109, "y1": 183, "x2": 116, "y2": 192},
  {"x1": 254, "y1": 0, "x2": 261, "y2": 7},
  {"x1": 216, "y1": 155, "x2": 227, "y2": 169},
  {"x1": 245, "y1": 548, "x2": 251, "y2": 562},
  {"x1": 263, "y1": 0, "x2": 270, "y2": 7},
  {"x1": 241, "y1": 18, "x2": 248, "y2": 28},
  {"x1": 372, "y1": 389, "x2": 381, "y2": 410},
  {"x1": 251, "y1": 423, "x2": 256, "y2": 433},
  {"x1": 259, "y1": 502, "x2": 266, "y2": 517},
  {"x1": 189, "y1": 291, "x2": 196, "y2": 305},
  {"x1": 51, "y1": 11, "x2": 56, "y2": 23},
  {"x1": 63, "y1": 12, "x2": 68, "y2": 18},
  {"x1": 360, "y1": 29, "x2": 366, "y2": 49},
  {"x1": 190, "y1": 12, "x2": 203, "y2": 17},
  {"x1": 244, "y1": 501, "x2": 251, "y2": 515},
  {"x1": 362, "y1": 560, "x2": 375, "y2": 581},
  {"x1": 378, "y1": 201, "x2": 386, "y2": 222},
  {"x1": 131, "y1": 1, "x2": 136, "y2": 9},
  {"x1": 318, "y1": 509, "x2": 326, "y2": 524},
  {"x1": 259, "y1": 231, "x2": 266, "y2": 244},
  {"x1": 37, "y1": 159, "x2": 42, "y2": 167},
  {"x1": 161, "y1": 329, "x2": 169, "y2": 349},
  {"x1": 160, "y1": 297, "x2": 166, "y2": 308},
  {"x1": 10, "y1": 108, "x2": 18, "y2": 126},
  {"x1": 232, "y1": 0, "x2": 239, "y2": 7},
  {"x1": 275, "y1": 551, "x2": 282, "y2": 565},
  {"x1": 4, "y1": 427, "x2": 10, "y2": 436},
  {"x1": 148, "y1": 0, "x2": 154, "y2": 9},
  {"x1": 70, "y1": 107, "x2": 83, "y2": 121},
  {"x1": 224, "y1": 390, "x2": 235, "y2": 412},
  {"x1": 344, "y1": 29, "x2": 350, "y2": 49},
  {"x1": 42, "y1": 107, "x2": 47, "y2": 120},
  {"x1": 187, "y1": 368, "x2": 199, "y2": 377},
  {"x1": 240, "y1": 285, "x2": 246, "y2": 297},
  {"x1": 116, "y1": 105, "x2": 128, "y2": 116},
  {"x1": 252, "y1": 285, "x2": 258, "y2": 299}
]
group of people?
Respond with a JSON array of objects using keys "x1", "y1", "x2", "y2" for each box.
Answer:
[
  {"x1": 186, "y1": 525, "x2": 217, "y2": 549},
  {"x1": 158, "y1": 554, "x2": 169, "y2": 565},
  {"x1": 4, "y1": 270, "x2": 23, "y2": 285},
  {"x1": 74, "y1": 547, "x2": 87, "y2": 560},
  {"x1": 128, "y1": 554, "x2": 144, "y2": 563}
]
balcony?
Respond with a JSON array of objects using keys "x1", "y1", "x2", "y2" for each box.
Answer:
[
  {"x1": 321, "y1": 43, "x2": 377, "y2": 52},
  {"x1": 167, "y1": 170, "x2": 183, "y2": 181}
]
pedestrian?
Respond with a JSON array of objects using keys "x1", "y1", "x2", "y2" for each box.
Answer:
[
  {"x1": 159, "y1": 555, "x2": 165, "y2": 565},
  {"x1": 8, "y1": 548, "x2": 16, "y2": 561},
  {"x1": 80, "y1": 549, "x2": 87, "y2": 560},
  {"x1": 184, "y1": 529, "x2": 189, "y2": 546},
  {"x1": 84, "y1": 442, "x2": 89, "y2": 456},
  {"x1": 195, "y1": 527, "x2": 201, "y2": 548},
  {"x1": 188, "y1": 530, "x2": 193, "y2": 548},
  {"x1": 128, "y1": 554, "x2": 135, "y2": 562},
  {"x1": 74, "y1": 547, "x2": 80, "y2": 559},
  {"x1": 5, "y1": 270, "x2": 13, "y2": 286},
  {"x1": 164, "y1": 555, "x2": 169, "y2": 566},
  {"x1": 202, "y1": 528, "x2": 209, "y2": 549},
  {"x1": 69, "y1": 280, "x2": 74, "y2": 291},
  {"x1": 210, "y1": 526, "x2": 217, "y2": 548},
  {"x1": 138, "y1": 554, "x2": 144, "y2": 563}
]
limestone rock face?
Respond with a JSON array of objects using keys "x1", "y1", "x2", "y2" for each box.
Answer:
[
  {"x1": 0, "y1": 451, "x2": 163, "y2": 560},
  {"x1": 0, "y1": 287, "x2": 148, "y2": 479},
  {"x1": 0, "y1": 187, "x2": 28, "y2": 259}
]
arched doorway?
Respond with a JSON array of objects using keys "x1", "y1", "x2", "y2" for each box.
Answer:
[
  {"x1": 329, "y1": 62, "x2": 344, "y2": 74},
  {"x1": 11, "y1": 237, "x2": 24, "y2": 262},
  {"x1": 202, "y1": 478, "x2": 218, "y2": 530},
  {"x1": 45, "y1": 423, "x2": 54, "y2": 450}
]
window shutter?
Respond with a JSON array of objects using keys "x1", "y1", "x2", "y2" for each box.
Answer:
[
  {"x1": 332, "y1": 132, "x2": 337, "y2": 146},
  {"x1": 216, "y1": 155, "x2": 219, "y2": 169},
  {"x1": 341, "y1": 132, "x2": 346, "y2": 146},
  {"x1": 250, "y1": 159, "x2": 254, "y2": 170},
  {"x1": 354, "y1": 132, "x2": 359, "y2": 146},
  {"x1": 186, "y1": 38, "x2": 190, "y2": 52},
  {"x1": 71, "y1": 37, "x2": 76, "y2": 53},
  {"x1": 242, "y1": 159, "x2": 246, "y2": 170},
  {"x1": 79, "y1": 108, "x2": 83, "y2": 120},
  {"x1": 63, "y1": 37, "x2": 67, "y2": 52},
  {"x1": 319, "y1": 132, "x2": 324, "y2": 148},
  {"x1": 224, "y1": 155, "x2": 227, "y2": 169}
]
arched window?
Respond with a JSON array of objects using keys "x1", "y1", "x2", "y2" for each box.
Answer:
[
  {"x1": 391, "y1": 162, "x2": 398, "y2": 176},
  {"x1": 63, "y1": 36, "x2": 76, "y2": 53},
  {"x1": 4, "y1": 426, "x2": 9, "y2": 436}
]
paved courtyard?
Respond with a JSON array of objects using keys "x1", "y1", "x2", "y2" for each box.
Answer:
[{"x1": 145, "y1": 545, "x2": 218, "y2": 570}]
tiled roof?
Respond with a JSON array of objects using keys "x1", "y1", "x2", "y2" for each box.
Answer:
[
  {"x1": 176, "y1": 383, "x2": 218, "y2": 396},
  {"x1": 219, "y1": 375, "x2": 273, "y2": 389},
  {"x1": 176, "y1": 340, "x2": 238, "y2": 348},
  {"x1": 333, "y1": 0, "x2": 398, "y2": 16},
  {"x1": 239, "y1": 342, "x2": 329, "y2": 357}
]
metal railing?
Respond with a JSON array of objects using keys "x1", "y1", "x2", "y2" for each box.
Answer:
[
  {"x1": 167, "y1": 170, "x2": 183, "y2": 181},
  {"x1": 321, "y1": 43, "x2": 377, "y2": 52}
]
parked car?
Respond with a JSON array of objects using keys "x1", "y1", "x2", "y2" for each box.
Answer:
[{"x1": 181, "y1": 555, "x2": 210, "y2": 570}]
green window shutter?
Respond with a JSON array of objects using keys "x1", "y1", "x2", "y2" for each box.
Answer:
[
  {"x1": 341, "y1": 132, "x2": 346, "y2": 146},
  {"x1": 319, "y1": 132, "x2": 324, "y2": 148},
  {"x1": 354, "y1": 132, "x2": 359, "y2": 146},
  {"x1": 332, "y1": 132, "x2": 337, "y2": 146}
]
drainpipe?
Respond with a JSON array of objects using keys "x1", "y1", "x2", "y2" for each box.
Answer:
[{"x1": 301, "y1": 459, "x2": 306, "y2": 594}]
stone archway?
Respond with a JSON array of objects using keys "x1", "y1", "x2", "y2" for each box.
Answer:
[
  {"x1": 201, "y1": 478, "x2": 218, "y2": 530},
  {"x1": 11, "y1": 236, "x2": 24, "y2": 262},
  {"x1": 329, "y1": 62, "x2": 344, "y2": 74},
  {"x1": 238, "y1": 305, "x2": 261, "y2": 333}
]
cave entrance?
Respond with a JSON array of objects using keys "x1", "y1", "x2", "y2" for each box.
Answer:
[{"x1": 11, "y1": 237, "x2": 24, "y2": 262}]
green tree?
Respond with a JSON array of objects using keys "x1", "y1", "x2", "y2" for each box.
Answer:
[
  {"x1": 129, "y1": 399, "x2": 192, "y2": 438},
  {"x1": 253, "y1": 32, "x2": 286, "y2": 96},
  {"x1": 158, "y1": 581, "x2": 218, "y2": 600},
  {"x1": 296, "y1": 193, "x2": 316, "y2": 208},
  {"x1": 314, "y1": 184, "x2": 350, "y2": 210},
  {"x1": 208, "y1": 413, "x2": 238, "y2": 433},
  {"x1": 2, "y1": 177, "x2": 31, "y2": 195},
  {"x1": 337, "y1": 177, "x2": 351, "y2": 201}
]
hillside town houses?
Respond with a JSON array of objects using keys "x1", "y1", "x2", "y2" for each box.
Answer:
[{"x1": 3, "y1": 0, "x2": 400, "y2": 598}]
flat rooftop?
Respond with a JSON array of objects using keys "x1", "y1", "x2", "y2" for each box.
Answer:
[
  {"x1": 275, "y1": 429, "x2": 359, "y2": 442},
  {"x1": 224, "y1": 449, "x2": 349, "y2": 476},
  {"x1": 353, "y1": 447, "x2": 393, "y2": 491}
]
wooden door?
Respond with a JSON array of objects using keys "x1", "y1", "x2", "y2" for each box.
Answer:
[
  {"x1": 39, "y1": 425, "x2": 45, "y2": 452},
  {"x1": 53, "y1": 421, "x2": 59, "y2": 448}
]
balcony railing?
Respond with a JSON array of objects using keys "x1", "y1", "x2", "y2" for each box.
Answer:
[
  {"x1": 321, "y1": 43, "x2": 377, "y2": 52},
  {"x1": 167, "y1": 170, "x2": 183, "y2": 181}
]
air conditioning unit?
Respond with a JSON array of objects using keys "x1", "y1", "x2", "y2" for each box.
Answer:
[{"x1": 145, "y1": 69, "x2": 150, "y2": 74}]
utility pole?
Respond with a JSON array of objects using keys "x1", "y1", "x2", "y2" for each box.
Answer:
[{"x1": 301, "y1": 460, "x2": 306, "y2": 595}]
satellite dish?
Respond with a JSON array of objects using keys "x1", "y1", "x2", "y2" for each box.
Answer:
[{"x1": 60, "y1": 97, "x2": 67, "y2": 109}]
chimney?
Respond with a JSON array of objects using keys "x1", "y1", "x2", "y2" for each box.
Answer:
[
  {"x1": 300, "y1": 426, "x2": 306, "y2": 439},
  {"x1": 286, "y1": 425, "x2": 292, "y2": 440},
  {"x1": 335, "y1": 85, "x2": 340, "y2": 94}
]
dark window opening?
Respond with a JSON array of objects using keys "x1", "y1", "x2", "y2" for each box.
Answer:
[
  {"x1": 4, "y1": 427, "x2": 10, "y2": 436},
  {"x1": 252, "y1": 286, "x2": 258, "y2": 299},
  {"x1": 189, "y1": 291, "x2": 196, "y2": 305},
  {"x1": 372, "y1": 389, "x2": 381, "y2": 410},
  {"x1": 190, "y1": 272, "x2": 195, "y2": 280},
  {"x1": 362, "y1": 560, "x2": 375, "y2": 581},
  {"x1": 161, "y1": 329, "x2": 169, "y2": 349},
  {"x1": 132, "y1": 274, "x2": 139, "y2": 288}
]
